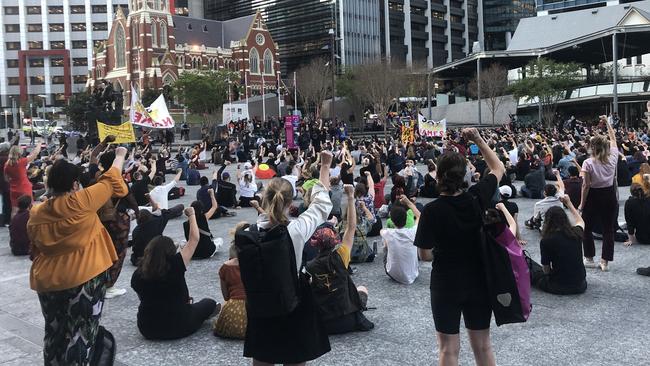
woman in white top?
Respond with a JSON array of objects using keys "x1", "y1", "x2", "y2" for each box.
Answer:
[
  {"x1": 243, "y1": 151, "x2": 334, "y2": 366},
  {"x1": 237, "y1": 161, "x2": 258, "y2": 207}
]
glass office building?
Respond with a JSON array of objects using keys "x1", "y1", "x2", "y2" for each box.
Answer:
[
  {"x1": 483, "y1": 0, "x2": 535, "y2": 51},
  {"x1": 536, "y1": 0, "x2": 643, "y2": 15}
]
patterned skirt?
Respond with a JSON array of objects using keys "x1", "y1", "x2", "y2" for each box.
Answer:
[
  {"x1": 213, "y1": 299, "x2": 247, "y2": 339},
  {"x1": 37, "y1": 272, "x2": 108, "y2": 366}
]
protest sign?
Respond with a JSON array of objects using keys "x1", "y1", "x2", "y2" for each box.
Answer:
[
  {"x1": 419, "y1": 119, "x2": 446, "y2": 138},
  {"x1": 97, "y1": 121, "x2": 136, "y2": 144}
]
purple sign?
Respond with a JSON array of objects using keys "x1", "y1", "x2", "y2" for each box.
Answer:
[{"x1": 284, "y1": 116, "x2": 296, "y2": 148}]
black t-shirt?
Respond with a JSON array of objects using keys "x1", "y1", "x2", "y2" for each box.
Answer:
[
  {"x1": 131, "y1": 176, "x2": 151, "y2": 206},
  {"x1": 340, "y1": 163, "x2": 354, "y2": 185},
  {"x1": 131, "y1": 253, "x2": 190, "y2": 311},
  {"x1": 540, "y1": 227, "x2": 587, "y2": 288},
  {"x1": 415, "y1": 174, "x2": 497, "y2": 291},
  {"x1": 130, "y1": 215, "x2": 170, "y2": 265},
  {"x1": 500, "y1": 199, "x2": 519, "y2": 217}
]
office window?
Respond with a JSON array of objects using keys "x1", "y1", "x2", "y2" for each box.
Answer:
[
  {"x1": 28, "y1": 24, "x2": 43, "y2": 32},
  {"x1": 50, "y1": 41, "x2": 65, "y2": 49},
  {"x1": 30, "y1": 76, "x2": 45, "y2": 85},
  {"x1": 72, "y1": 40, "x2": 87, "y2": 49},
  {"x1": 432, "y1": 11, "x2": 444, "y2": 20},
  {"x1": 92, "y1": 22, "x2": 108, "y2": 31},
  {"x1": 49, "y1": 24, "x2": 64, "y2": 32},
  {"x1": 7, "y1": 60, "x2": 19, "y2": 68},
  {"x1": 626, "y1": 57, "x2": 632, "y2": 66},
  {"x1": 52, "y1": 76, "x2": 65, "y2": 84},
  {"x1": 115, "y1": 25, "x2": 126, "y2": 67},
  {"x1": 26, "y1": 6, "x2": 41, "y2": 14},
  {"x1": 51, "y1": 57, "x2": 65, "y2": 67},
  {"x1": 71, "y1": 23, "x2": 86, "y2": 31},
  {"x1": 73, "y1": 58, "x2": 88, "y2": 66},
  {"x1": 29, "y1": 41, "x2": 43, "y2": 50},
  {"x1": 48, "y1": 6, "x2": 63, "y2": 14},
  {"x1": 8, "y1": 77, "x2": 20, "y2": 86},
  {"x1": 4, "y1": 6, "x2": 19, "y2": 15},
  {"x1": 73, "y1": 75, "x2": 87, "y2": 84},
  {"x1": 70, "y1": 5, "x2": 85, "y2": 14},
  {"x1": 5, "y1": 24, "x2": 20, "y2": 33},
  {"x1": 637, "y1": 55, "x2": 643, "y2": 64},
  {"x1": 6, "y1": 42, "x2": 21, "y2": 50},
  {"x1": 92, "y1": 5, "x2": 107, "y2": 13},
  {"x1": 29, "y1": 58, "x2": 45, "y2": 67}
]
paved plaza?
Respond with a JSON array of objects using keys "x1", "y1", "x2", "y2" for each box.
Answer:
[{"x1": 0, "y1": 163, "x2": 649, "y2": 366}]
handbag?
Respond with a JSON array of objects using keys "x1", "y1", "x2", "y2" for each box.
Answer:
[
  {"x1": 473, "y1": 197, "x2": 532, "y2": 326},
  {"x1": 98, "y1": 198, "x2": 122, "y2": 222}
]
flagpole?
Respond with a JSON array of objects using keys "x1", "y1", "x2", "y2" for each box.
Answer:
[
  {"x1": 261, "y1": 60, "x2": 266, "y2": 124},
  {"x1": 277, "y1": 72, "x2": 281, "y2": 119},
  {"x1": 228, "y1": 78, "x2": 232, "y2": 123},
  {"x1": 293, "y1": 72, "x2": 297, "y2": 115},
  {"x1": 245, "y1": 72, "x2": 249, "y2": 120}
]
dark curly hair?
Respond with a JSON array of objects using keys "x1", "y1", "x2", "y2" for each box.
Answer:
[{"x1": 436, "y1": 152, "x2": 468, "y2": 195}]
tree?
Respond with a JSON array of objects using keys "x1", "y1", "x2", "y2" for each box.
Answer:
[
  {"x1": 469, "y1": 63, "x2": 509, "y2": 126},
  {"x1": 509, "y1": 58, "x2": 581, "y2": 127},
  {"x1": 172, "y1": 69, "x2": 240, "y2": 122},
  {"x1": 141, "y1": 88, "x2": 159, "y2": 107},
  {"x1": 351, "y1": 60, "x2": 407, "y2": 139},
  {"x1": 62, "y1": 91, "x2": 92, "y2": 131},
  {"x1": 295, "y1": 58, "x2": 331, "y2": 118}
]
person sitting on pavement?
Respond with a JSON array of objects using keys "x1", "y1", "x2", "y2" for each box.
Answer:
[
  {"x1": 213, "y1": 222, "x2": 249, "y2": 339},
  {"x1": 630, "y1": 162, "x2": 650, "y2": 196},
  {"x1": 624, "y1": 183, "x2": 650, "y2": 246},
  {"x1": 306, "y1": 184, "x2": 375, "y2": 334},
  {"x1": 520, "y1": 160, "x2": 545, "y2": 199},
  {"x1": 186, "y1": 163, "x2": 201, "y2": 186},
  {"x1": 131, "y1": 206, "x2": 219, "y2": 340},
  {"x1": 237, "y1": 162, "x2": 259, "y2": 207},
  {"x1": 147, "y1": 168, "x2": 184, "y2": 218},
  {"x1": 9, "y1": 195, "x2": 32, "y2": 256},
  {"x1": 381, "y1": 197, "x2": 423, "y2": 285},
  {"x1": 529, "y1": 196, "x2": 587, "y2": 295},
  {"x1": 563, "y1": 165, "x2": 583, "y2": 208},
  {"x1": 216, "y1": 161, "x2": 238, "y2": 208},
  {"x1": 526, "y1": 174, "x2": 565, "y2": 231},
  {"x1": 197, "y1": 173, "x2": 234, "y2": 219},
  {"x1": 130, "y1": 195, "x2": 175, "y2": 266},
  {"x1": 183, "y1": 194, "x2": 224, "y2": 259}
]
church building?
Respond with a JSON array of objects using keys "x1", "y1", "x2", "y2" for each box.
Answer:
[{"x1": 91, "y1": 0, "x2": 280, "y2": 107}]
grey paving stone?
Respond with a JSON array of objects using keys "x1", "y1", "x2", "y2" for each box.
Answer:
[{"x1": 0, "y1": 163, "x2": 649, "y2": 365}]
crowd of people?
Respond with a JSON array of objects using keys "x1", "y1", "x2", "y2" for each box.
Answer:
[{"x1": 1, "y1": 109, "x2": 650, "y2": 366}]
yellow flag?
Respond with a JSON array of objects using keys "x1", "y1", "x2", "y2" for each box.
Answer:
[{"x1": 96, "y1": 121, "x2": 136, "y2": 144}]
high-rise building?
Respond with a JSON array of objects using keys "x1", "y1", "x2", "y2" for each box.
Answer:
[
  {"x1": 205, "y1": 0, "x2": 490, "y2": 71},
  {"x1": 482, "y1": 0, "x2": 536, "y2": 51},
  {"x1": 536, "y1": 0, "x2": 643, "y2": 15},
  {"x1": 0, "y1": 0, "x2": 129, "y2": 110},
  {"x1": 381, "y1": 0, "x2": 481, "y2": 68}
]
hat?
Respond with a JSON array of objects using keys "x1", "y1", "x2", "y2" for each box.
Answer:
[
  {"x1": 499, "y1": 185, "x2": 512, "y2": 198},
  {"x1": 222, "y1": 172, "x2": 230, "y2": 179},
  {"x1": 243, "y1": 162, "x2": 253, "y2": 170}
]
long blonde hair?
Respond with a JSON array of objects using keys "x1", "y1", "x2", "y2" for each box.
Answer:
[
  {"x1": 7, "y1": 146, "x2": 21, "y2": 166},
  {"x1": 589, "y1": 135, "x2": 610, "y2": 164},
  {"x1": 638, "y1": 163, "x2": 650, "y2": 193},
  {"x1": 261, "y1": 178, "x2": 293, "y2": 225}
]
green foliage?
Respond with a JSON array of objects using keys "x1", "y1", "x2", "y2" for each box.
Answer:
[
  {"x1": 62, "y1": 91, "x2": 92, "y2": 131},
  {"x1": 141, "y1": 88, "x2": 159, "y2": 107},
  {"x1": 509, "y1": 58, "x2": 582, "y2": 126},
  {"x1": 172, "y1": 69, "x2": 240, "y2": 119}
]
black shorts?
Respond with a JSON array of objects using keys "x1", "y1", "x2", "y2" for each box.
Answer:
[{"x1": 430, "y1": 287, "x2": 492, "y2": 334}]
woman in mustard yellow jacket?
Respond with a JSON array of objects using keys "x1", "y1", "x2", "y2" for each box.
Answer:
[{"x1": 29, "y1": 146, "x2": 128, "y2": 365}]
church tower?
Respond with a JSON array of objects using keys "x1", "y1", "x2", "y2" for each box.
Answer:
[{"x1": 127, "y1": 0, "x2": 176, "y2": 94}]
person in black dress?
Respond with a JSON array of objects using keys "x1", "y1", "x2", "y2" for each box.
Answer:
[
  {"x1": 415, "y1": 128, "x2": 504, "y2": 366},
  {"x1": 131, "y1": 206, "x2": 218, "y2": 340},
  {"x1": 530, "y1": 197, "x2": 587, "y2": 295},
  {"x1": 183, "y1": 195, "x2": 220, "y2": 259},
  {"x1": 420, "y1": 160, "x2": 439, "y2": 198}
]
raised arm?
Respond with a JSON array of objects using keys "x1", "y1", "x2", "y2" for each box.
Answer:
[
  {"x1": 364, "y1": 171, "x2": 375, "y2": 199},
  {"x1": 26, "y1": 142, "x2": 42, "y2": 162},
  {"x1": 606, "y1": 118, "x2": 618, "y2": 149},
  {"x1": 400, "y1": 195, "x2": 421, "y2": 223},
  {"x1": 496, "y1": 202, "x2": 517, "y2": 236},
  {"x1": 462, "y1": 128, "x2": 505, "y2": 182},
  {"x1": 148, "y1": 159, "x2": 157, "y2": 180},
  {"x1": 554, "y1": 170, "x2": 565, "y2": 193},
  {"x1": 180, "y1": 207, "x2": 199, "y2": 266},
  {"x1": 342, "y1": 185, "x2": 356, "y2": 250},
  {"x1": 204, "y1": 189, "x2": 218, "y2": 220},
  {"x1": 173, "y1": 167, "x2": 182, "y2": 183},
  {"x1": 561, "y1": 195, "x2": 584, "y2": 228}
]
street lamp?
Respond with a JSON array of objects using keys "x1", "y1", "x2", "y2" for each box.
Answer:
[{"x1": 329, "y1": 28, "x2": 336, "y2": 122}]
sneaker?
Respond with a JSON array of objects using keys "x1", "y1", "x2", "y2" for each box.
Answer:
[
  {"x1": 583, "y1": 258, "x2": 598, "y2": 268},
  {"x1": 104, "y1": 287, "x2": 127, "y2": 299},
  {"x1": 224, "y1": 211, "x2": 237, "y2": 217},
  {"x1": 636, "y1": 267, "x2": 650, "y2": 276},
  {"x1": 211, "y1": 303, "x2": 222, "y2": 317},
  {"x1": 599, "y1": 261, "x2": 609, "y2": 272},
  {"x1": 213, "y1": 238, "x2": 224, "y2": 253}
]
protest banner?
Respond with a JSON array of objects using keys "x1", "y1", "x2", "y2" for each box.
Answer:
[
  {"x1": 97, "y1": 121, "x2": 136, "y2": 144},
  {"x1": 401, "y1": 118, "x2": 415, "y2": 144},
  {"x1": 419, "y1": 119, "x2": 446, "y2": 138},
  {"x1": 130, "y1": 86, "x2": 175, "y2": 129}
]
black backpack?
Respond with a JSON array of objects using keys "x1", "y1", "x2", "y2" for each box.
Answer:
[{"x1": 235, "y1": 224, "x2": 299, "y2": 318}]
